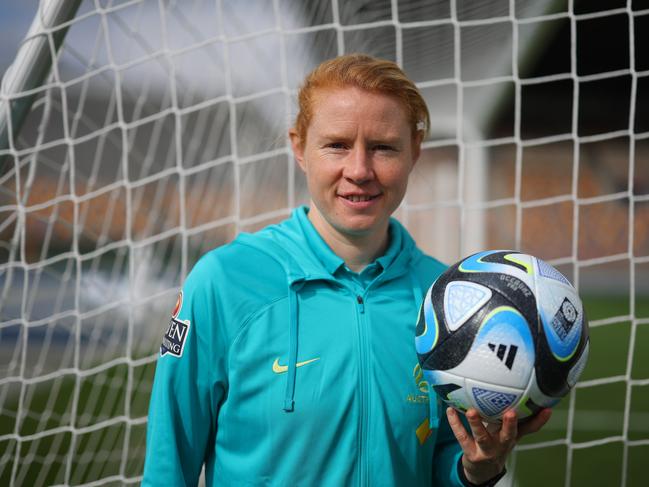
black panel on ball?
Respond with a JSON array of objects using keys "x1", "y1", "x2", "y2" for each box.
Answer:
[
  {"x1": 420, "y1": 310, "x2": 483, "y2": 371},
  {"x1": 433, "y1": 383, "x2": 462, "y2": 400},
  {"x1": 418, "y1": 256, "x2": 540, "y2": 373},
  {"x1": 457, "y1": 272, "x2": 539, "y2": 342},
  {"x1": 481, "y1": 250, "x2": 529, "y2": 273},
  {"x1": 415, "y1": 301, "x2": 426, "y2": 337},
  {"x1": 523, "y1": 397, "x2": 545, "y2": 417},
  {"x1": 534, "y1": 308, "x2": 590, "y2": 397},
  {"x1": 433, "y1": 384, "x2": 467, "y2": 413}
]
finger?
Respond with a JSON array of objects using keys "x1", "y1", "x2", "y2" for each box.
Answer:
[
  {"x1": 499, "y1": 409, "x2": 518, "y2": 446},
  {"x1": 446, "y1": 407, "x2": 475, "y2": 455},
  {"x1": 465, "y1": 408, "x2": 493, "y2": 451},
  {"x1": 518, "y1": 408, "x2": 552, "y2": 438}
]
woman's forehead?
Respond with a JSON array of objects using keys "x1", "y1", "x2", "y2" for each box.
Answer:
[
  {"x1": 309, "y1": 87, "x2": 409, "y2": 126},
  {"x1": 311, "y1": 86, "x2": 404, "y2": 108}
]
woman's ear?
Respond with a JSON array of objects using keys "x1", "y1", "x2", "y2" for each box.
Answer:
[
  {"x1": 411, "y1": 130, "x2": 424, "y2": 168},
  {"x1": 289, "y1": 128, "x2": 306, "y2": 172}
]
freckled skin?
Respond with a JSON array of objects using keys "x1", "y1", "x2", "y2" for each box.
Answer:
[{"x1": 289, "y1": 87, "x2": 421, "y2": 260}]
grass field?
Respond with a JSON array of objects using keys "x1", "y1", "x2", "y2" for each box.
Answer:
[
  {"x1": 1, "y1": 295, "x2": 647, "y2": 486},
  {"x1": 512, "y1": 295, "x2": 649, "y2": 487}
]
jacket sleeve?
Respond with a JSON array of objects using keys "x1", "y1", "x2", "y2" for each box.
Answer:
[
  {"x1": 142, "y1": 256, "x2": 227, "y2": 486},
  {"x1": 432, "y1": 398, "x2": 469, "y2": 487}
]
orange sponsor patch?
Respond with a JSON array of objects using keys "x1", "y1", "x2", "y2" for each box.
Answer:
[{"x1": 172, "y1": 291, "x2": 183, "y2": 318}]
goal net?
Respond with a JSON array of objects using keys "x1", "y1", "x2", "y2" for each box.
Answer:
[{"x1": 0, "y1": 0, "x2": 647, "y2": 485}]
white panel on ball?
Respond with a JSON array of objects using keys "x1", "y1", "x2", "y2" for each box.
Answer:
[
  {"x1": 448, "y1": 307, "x2": 535, "y2": 390},
  {"x1": 443, "y1": 281, "x2": 492, "y2": 331}
]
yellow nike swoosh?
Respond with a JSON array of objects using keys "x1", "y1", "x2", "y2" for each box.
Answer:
[{"x1": 272, "y1": 357, "x2": 320, "y2": 374}]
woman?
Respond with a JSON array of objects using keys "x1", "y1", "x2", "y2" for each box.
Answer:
[{"x1": 143, "y1": 53, "x2": 549, "y2": 486}]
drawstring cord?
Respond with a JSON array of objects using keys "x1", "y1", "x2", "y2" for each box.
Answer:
[
  {"x1": 283, "y1": 263, "x2": 423, "y2": 412},
  {"x1": 235, "y1": 233, "x2": 308, "y2": 412},
  {"x1": 284, "y1": 280, "x2": 304, "y2": 412}
]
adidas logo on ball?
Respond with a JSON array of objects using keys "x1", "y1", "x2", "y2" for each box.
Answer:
[{"x1": 487, "y1": 342, "x2": 518, "y2": 370}]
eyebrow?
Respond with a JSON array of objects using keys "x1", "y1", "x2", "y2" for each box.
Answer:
[{"x1": 317, "y1": 133, "x2": 403, "y2": 145}]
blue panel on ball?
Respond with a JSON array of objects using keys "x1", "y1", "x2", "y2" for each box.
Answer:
[
  {"x1": 537, "y1": 258, "x2": 571, "y2": 285},
  {"x1": 422, "y1": 369, "x2": 442, "y2": 386},
  {"x1": 474, "y1": 306, "x2": 535, "y2": 356},
  {"x1": 415, "y1": 289, "x2": 439, "y2": 354},
  {"x1": 458, "y1": 250, "x2": 529, "y2": 278},
  {"x1": 540, "y1": 305, "x2": 582, "y2": 362},
  {"x1": 472, "y1": 387, "x2": 518, "y2": 417}
]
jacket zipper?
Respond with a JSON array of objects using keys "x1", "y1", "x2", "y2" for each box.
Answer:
[{"x1": 355, "y1": 293, "x2": 369, "y2": 487}]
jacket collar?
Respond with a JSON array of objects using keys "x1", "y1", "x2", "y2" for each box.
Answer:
[
  {"x1": 294, "y1": 206, "x2": 345, "y2": 275},
  {"x1": 237, "y1": 206, "x2": 422, "y2": 286},
  {"x1": 294, "y1": 206, "x2": 416, "y2": 280}
]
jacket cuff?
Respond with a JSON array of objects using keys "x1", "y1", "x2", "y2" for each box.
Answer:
[{"x1": 456, "y1": 456, "x2": 506, "y2": 487}]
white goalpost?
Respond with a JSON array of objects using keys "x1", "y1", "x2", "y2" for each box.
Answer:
[{"x1": 0, "y1": 1, "x2": 647, "y2": 486}]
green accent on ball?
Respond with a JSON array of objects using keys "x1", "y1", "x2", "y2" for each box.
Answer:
[
  {"x1": 504, "y1": 254, "x2": 534, "y2": 275},
  {"x1": 517, "y1": 394, "x2": 533, "y2": 416},
  {"x1": 480, "y1": 305, "x2": 522, "y2": 327},
  {"x1": 552, "y1": 346, "x2": 578, "y2": 362}
]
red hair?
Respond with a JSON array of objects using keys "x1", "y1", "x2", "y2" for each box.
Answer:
[{"x1": 293, "y1": 53, "x2": 429, "y2": 147}]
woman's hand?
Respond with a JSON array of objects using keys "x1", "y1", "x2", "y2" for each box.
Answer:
[{"x1": 446, "y1": 407, "x2": 552, "y2": 485}]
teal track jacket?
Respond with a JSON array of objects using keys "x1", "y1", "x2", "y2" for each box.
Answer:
[{"x1": 143, "y1": 207, "x2": 466, "y2": 486}]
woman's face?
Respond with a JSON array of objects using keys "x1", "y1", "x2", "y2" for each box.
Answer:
[{"x1": 290, "y1": 86, "x2": 420, "y2": 243}]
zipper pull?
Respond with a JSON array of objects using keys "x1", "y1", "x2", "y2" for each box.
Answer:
[{"x1": 356, "y1": 295, "x2": 365, "y2": 313}]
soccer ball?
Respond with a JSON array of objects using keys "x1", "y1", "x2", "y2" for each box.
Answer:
[{"x1": 415, "y1": 250, "x2": 590, "y2": 422}]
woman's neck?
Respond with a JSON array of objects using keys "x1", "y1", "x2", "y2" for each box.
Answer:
[{"x1": 307, "y1": 207, "x2": 389, "y2": 273}]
